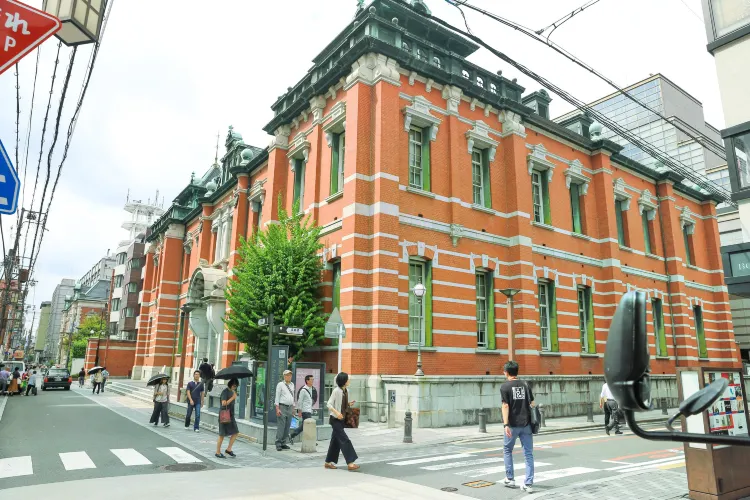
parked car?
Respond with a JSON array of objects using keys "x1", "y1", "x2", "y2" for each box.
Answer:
[{"x1": 42, "y1": 368, "x2": 72, "y2": 391}]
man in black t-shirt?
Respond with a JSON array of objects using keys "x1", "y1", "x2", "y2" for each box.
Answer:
[{"x1": 500, "y1": 360, "x2": 535, "y2": 493}]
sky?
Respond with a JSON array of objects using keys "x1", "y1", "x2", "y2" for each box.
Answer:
[{"x1": 0, "y1": 0, "x2": 724, "y2": 338}]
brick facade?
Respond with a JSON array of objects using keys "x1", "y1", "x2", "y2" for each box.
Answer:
[
  {"x1": 133, "y1": 0, "x2": 740, "y2": 384},
  {"x1": 85, "y1": 338, "x2": 136, "y2": 377}
]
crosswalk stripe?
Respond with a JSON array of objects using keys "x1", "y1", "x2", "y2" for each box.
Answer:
[
  {"x1": 455, "y1": 461, "x2": 552, "y2": 478},
  {"x1": 533, "y1": 467, "x2": 600, "y2": 483},
  {"x1": 0, "y1": 456, "x2": 33, "y2": 479},
  {"x1": 388, "y1": 453, "x2": 472, "y2": 466},
  {"x1": 59, "y1": 451, "x2": 96, "y2": 471},
  {"x1": 423, "y1": 457, "x2": 504, "y2": 471},
  {"x1": 614, "y1": 458, "x2": 685, "y2": 473},
  {"x1": 606, "y1": 456, "x2": 684, "y2": 471},
  {"x1": 157, "y1": 447, "x2": 202, "y2": 464},
  {"x1": 111, "y1": 448, "x2": 152, "y2": 466}
]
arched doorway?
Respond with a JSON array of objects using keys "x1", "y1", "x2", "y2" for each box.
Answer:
[{"x1": 187, "y1": 266, "x2": 227, "y2": 370}]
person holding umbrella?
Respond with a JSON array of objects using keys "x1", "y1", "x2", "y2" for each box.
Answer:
[
  {"x1": 149, "y1": 374, "x2": 171, "y2": 427},
  {"x1": 215, "y1": 377, "x2": 239, "y2": 458}
]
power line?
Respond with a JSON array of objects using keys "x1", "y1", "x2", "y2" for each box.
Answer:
[
  {"x1": 429, "y1": 6, "x2": 734, "y2": 205},
  {"x1": 19, "y1": 47, "x2": 43, "y2": 224},
  {"x1": 444, "y1": 1, "x2": 728, "y2": 162},
  {"x1": 675, "y1": 0, "x2": 704, "y2": 23},
  {"x1": 536, "y1": 0, "x2": 605, "y2": 39}
]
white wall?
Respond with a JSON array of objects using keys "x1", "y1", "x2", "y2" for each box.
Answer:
[{"x1": 715, "y1": 40, "x2": 750, "y2": 128}]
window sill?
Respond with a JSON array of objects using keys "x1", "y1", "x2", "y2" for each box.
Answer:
[
  {"x1": 539, "y1": 351, "x2": 562, "y2": 357},
  {"x1": 406, "y1": 186, "x2": 436, "y2": 199},
  {"x1": 475, "y1": 348, "x2": 501, "y2": 354},
  {"x1": 580, "y1": 353, "x2": 600, "y2": 358},
  {"x1": 698, "y1": 357, "x2": 710, "y2": 362},
  {"x1": 406, "y1": 345, "x2": 437, "y2": 352},
  {"x1": 325, "y1": 191, "x2": 344, "y2": 204},
  {"x1": 532, "y1": 221, "x2": 555, "y2": 232},
  {"x1": 646, "y1": 253, "x2": 662, "y2": 261},
  {"x1": 686, "y1": 265, "x2": 699, "y2": 271},
  {"x1": 571, "y1": 232, "x2": 591, "y2": 241},
  {"x1": 619, "y1": 245, "x2": 635, "y2": 253},
  {"x1": 655, "y1": 356, "x2": 671, "y2": 360},
  {"x1": 471, "y1": 204, "x2": 494, "y2": 215}
]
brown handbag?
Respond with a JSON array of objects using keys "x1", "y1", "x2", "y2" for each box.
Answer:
[{"x1": 344, "y1": 407, "x2": 360, "y2": 429}]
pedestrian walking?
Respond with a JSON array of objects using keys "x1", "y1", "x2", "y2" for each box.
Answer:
[
  {"x1": 25, "y1": 370, "x2": 38, "y2": 396},
  {"x1": 290, "y1": 374, "x2": 315, "y2": 444},
  {"x1": 501, "y1": 360, "x2": 535, "y2": 493},
  {"x1": 92, "y1": 370, "x2": 104, "y2": 394},
  {"x1": 78, "y1": 368, "x2": 86, "y2": 388},
  {"x1": 21, "y1": 370, "x2": 28, "y2": 395},
  {"x1": 275, "y1": 369, "x2": 295, "y2": 451},
  {"x1": 0, "y1": 366, "x2": 10, "y2": 395},
  {"x1": 150, "y1": 377, "x2": 171, "y2": 427},
  {"x1": 600, "y1": 382, "x2": 622, "y2": 435},
  {"x1": 324, "y1": 372, "x2": 359, "y2": 471},
  {"x1": 215, "y1": 377, "x2": 239, "y2": 459},
  {"x1": 199, "y1": 357, "x2": 214, "y2": 392},
  {"x1": 185, "y1": 370, "x2": 205, "y2": 432},
  {"x1": 8, "y1": 367, "x2": 21, "y2": 396},
  {"x1": 101, "y1": 367, "x2": 109, "y2": 392}
]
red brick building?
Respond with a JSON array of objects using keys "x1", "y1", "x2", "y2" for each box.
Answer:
[{"x1": 134, "y1": 0, "x2": 739, "y2": 421}]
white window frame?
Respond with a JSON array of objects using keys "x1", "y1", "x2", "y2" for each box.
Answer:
[
  {"x1": 538, "y1": 282, "x2": 551, "y2": 351},
  {"x1": 532, "y1": 170, "x2": 545, "y2": 223},
  {"x1": 409, "y1": 127, "x2": 423, "y2": 189},
  {"x1": 408, "y1": 261, "x2": 426, "y2": 346},
  {"x1": 472, "y1": 149, "x2": 484, "y2": 206},
  {"x1": 476, "y1": 272, "x2": 488, "y2": 347},
  {"x1": 577, "y1": 287, "x2": 589, "y2": 352},
  {"x1": 337, "y1": 133, "x2": 346, "y2": 193}
]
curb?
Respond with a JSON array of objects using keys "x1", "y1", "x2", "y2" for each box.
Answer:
[{"x1": 0, "y1": 395, "x2": 7, "y2": 423}]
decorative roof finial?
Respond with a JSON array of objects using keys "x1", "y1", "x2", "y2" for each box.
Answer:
[
  {"x1": 190, "y1": 171, "x2": 195, "y2": 184},
  {"x1": 356, "y1": 0, "x2": 365, "y2": 13},
  {"x1": 214, "y1": 131, "x2": 220, "y2": 165}
]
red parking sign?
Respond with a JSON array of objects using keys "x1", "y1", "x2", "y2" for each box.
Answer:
[{"x1": 0, "y1": 0, "x2": 61, "y2": 77}]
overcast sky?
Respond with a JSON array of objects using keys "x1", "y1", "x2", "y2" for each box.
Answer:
[{"x1": 0, "y1": 0, "x2": 721, "y2": 336}]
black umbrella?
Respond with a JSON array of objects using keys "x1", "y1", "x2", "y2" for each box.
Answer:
[
  {"x1": 147, "y1": 373, "x2": 169, "y2": 386},
  {"x1": 88, "y1": 366, "x2": 104, "y2": 374},
  {"x1": 214, "y1": 365, "x2": 253, "y2": 380}
]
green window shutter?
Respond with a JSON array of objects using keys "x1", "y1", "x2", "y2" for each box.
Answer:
[
  {"x1": 542, "y1": 174, "x2": 551, "y2": 225},
  {"x1": 586, "y1": 288, "x2": 596, "y2": 354},
  {"x1": 425, "y1": 262, "x2": 433, "y2": 347},
  {"x1": 482, "y1": 150, "x2": 492, "y2": 209},
  {"x1": 571, "y1": 184, "x2": 582, "y2": 234},
  {"x1": 615, "y1": 200, "x2": 625, "y2": 245},
  {"x1": 421, "y1": 129, "x2": 431, "y2": 192},
  {"x1": 550, "y1": 282, "x2": 559, "y2": 352},
  {"x1": 654, "y1": 299, "x2": 667, "y2": 356},
  {"x1": 330, "y1": 133, "x2": 340, "y2": 195},
  {"x1": 695, "y1": 306, "x2": 707, "y2": 358},
  {"x1": 642, "y1": 212, "x2": 652, "y2": 254},
  {"x1": 487, "y1": 273, "x2": 495, "y2": 350}
]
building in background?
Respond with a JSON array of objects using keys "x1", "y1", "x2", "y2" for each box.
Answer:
[
  {"x1": 42, "y1": 278, "x2": 76, "y2": 362},
  {"x1": 700, "y1": 0, "x2": 750, "y2": 361},
  {"x1": 78, "y1": 254, "x2": 116, "y2": 291},
  {"x1": 33, "y1": 301, "x2": 51, "y2": 362},
  {"x1": 58, "y1": 280, "x2": 110, "y2": 367},
  {"x1": 108, "y1": 193, "x2": 164, "y2": 340}
]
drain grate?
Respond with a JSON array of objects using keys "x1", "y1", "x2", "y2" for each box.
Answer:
[
  {"x1": 440, "y1": 487, "x2": 458, "y2": 492},
  {"x1": 462, "y1": 480, "x2": 495, "y2": 488},
  {"x1": 163, "y1": 464, "x2": 210, "y2": 472}
]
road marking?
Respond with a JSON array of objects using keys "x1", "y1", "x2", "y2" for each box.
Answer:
[
  {"x1": 456, "y1": 461, "x2": 552, "y2": 478},
  {"x1": 608, "y1": 448, "x2": 682, "y2": 461},
  {"x1": 423, "y1": 457, "x2": 504, "y2": 471},
  {"x1": 534, "y1": 467, "x2": 600, "y2": 482},
  {"x1": 602, "y1": 460, "x2": 632, "y2": 465},
  {"x1": 607, "y1": 456, "x2": 686, "y2": 471},
  {"x1": 0, "y1": 456, "x2": 33, "y2": 479},
  {"x1": 59, "y1": 451, "x2": 96, "y2": 471},
  {"x1": 157, "y1": 447, "x2": 202, "y2": 464},
  {"x1": 613, "y1": 458, "x2": 686, "y2": 473},
  {"x1": 111, "y1": 448, "x2": 152, "y2": 466},
  {"x1": 659, "y1": 461, "x2": 687, "y2": 470},
  {"x1": 388, "y1": 453, "x2": 472, "y2": 466}
]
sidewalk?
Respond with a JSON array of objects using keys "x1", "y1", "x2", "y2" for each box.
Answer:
[{"x1": 526, "y1": 468, "x2": 688, "y2": 499}]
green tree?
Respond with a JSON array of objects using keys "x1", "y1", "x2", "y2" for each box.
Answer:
[
  {"x1": 225, "y1": 200, "x2": 326, "y2": 360},
  {"x1": 74, "y1": 314, "x2": 107, "y2": 342},
  {"x1": 71, "y1": 339, "x2": 88, "y2": 359}
]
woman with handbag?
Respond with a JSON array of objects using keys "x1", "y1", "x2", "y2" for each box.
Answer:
[
  {"x1": 215, "y1": 378, "x2": 239, "y2": 459},
  {"x1": 324, "y1": 372, "x2": 359, "y2": 471},
  {"x1": 150, "y1": 377, "x2": 171, "y2": 427}
]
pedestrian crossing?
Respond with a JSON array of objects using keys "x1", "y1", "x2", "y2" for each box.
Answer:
[{"x1": 0, "y1": 446, "x2": 204, "y2": 479}]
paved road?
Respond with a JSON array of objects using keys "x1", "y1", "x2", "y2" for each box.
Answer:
[
  {"x1": 357, "y1": 427, "x2": 687, "y2": 499},
  {"x1": 0, "y1": 387, "x2": 227, "y2": 489}
]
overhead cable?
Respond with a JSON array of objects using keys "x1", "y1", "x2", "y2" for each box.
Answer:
[{"x1": 536, "y1": 0, "x2": 605, "y2": 39}]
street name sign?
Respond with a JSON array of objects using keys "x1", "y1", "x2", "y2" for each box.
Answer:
[
  {"x1": 0, "y1": 138, "x2": 20, "y2": 214},
  {"x1": 258, "y1": 316, "x2": 269, "y2": 327},
  {"x1": 0, "y1": 0, "x2": 61, "y2": 77},
  {"x1": 272, "y1": 325, "x2": 304, "y2": 336}
]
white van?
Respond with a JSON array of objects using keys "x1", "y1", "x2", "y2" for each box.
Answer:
[{"x1": 2, "y1": 360, "x2": 25, "y2": 374}]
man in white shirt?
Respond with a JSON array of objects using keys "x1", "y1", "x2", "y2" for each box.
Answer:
[
  {"x1": 101, "y1": 367, "x2": 110, "y2": 392},
  {"x1": 25, "y1": 370, "x2": 38, "y2": 396},
  {"x1": 274, "y1": 370, "x2": 295, "y2": 451},
  {"x1": 290, "y1": 375, "x2": 315, "y2": 444},
  {"x1": 600, "y1": 382, "x2": 622, "y2": 435}
]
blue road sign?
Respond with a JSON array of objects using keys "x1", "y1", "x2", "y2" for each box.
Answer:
[{"x1": 0, "y1": 138, "x2": 20, "y2": 215}]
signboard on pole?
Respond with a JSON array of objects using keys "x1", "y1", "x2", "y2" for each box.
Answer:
[
  {"x1": 272, "y1": 325, "x2": 305, "y2": 336},
  {"x1": 325, "y1": 308, "x2": 346, "y2": 339},
  {"x1": 255, "y1": 344, "x2": 289, "y2": 424},
  {"x1": 0, "y1": 139, "x2": 20, "y2": 214},
  {"x1": 0, "y1": 0, "x2": 61, "y2": 77}
]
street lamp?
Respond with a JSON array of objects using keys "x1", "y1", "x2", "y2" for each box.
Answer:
[
  {"x1": 42, "y1": 0, "x2": 107, "y2": 46},
  {"x1": 500, "y1": 288, "x2": 521, "y2": 361},
  {"x1": 412, "y1": 282, "x2": 426, "y2": 377}
]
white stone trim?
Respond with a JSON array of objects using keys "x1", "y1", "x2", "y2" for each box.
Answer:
[
  {"x1": 466, "y1": 120, "x2": 499, "y2": 161},
  {"x1": 564, "y1": 160, "x2": 591, "y2": 195},
  {"x1": 613, "y1": 178, "x2": 632, "y2": 210},
  {"x1": 527, "y1": 143, "x2": 555, "y2": 181},
  {"x1": 323, "y1": 101, "x2": 346, "y2": 147},
  {"x1": 403, "y1": 95, "x2": 441, "y2": 141}
]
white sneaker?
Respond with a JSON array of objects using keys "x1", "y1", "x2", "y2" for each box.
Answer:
[
  {"x1": 194, "y1": 429, "x2": 200, "y2": 433},
  {"x1": 503, "y1": 478, "x2": 515, "y2": 488},
  {"x1": 521, "y1": 484, "x2": 533, "y2": 493}
]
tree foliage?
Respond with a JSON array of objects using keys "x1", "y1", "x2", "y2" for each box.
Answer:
[
  {"x1": 225, "y1": 200, "x2": 326, "y2": 360},
  {"x1": 75, "y1": 314, "x2": 107, "y2": 342}
]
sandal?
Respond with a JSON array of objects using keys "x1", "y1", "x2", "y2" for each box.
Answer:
[
  {"x1": 215, "y1": 453, "x2": 226, "y2": 459},
  {"x1": 324, "y1": 462, "x2": 337, "y2": 469},
  {"x1": 225, "y1": 450, "x2": 236, "y2": 457},
  {"x1": 347, "y1": 463, "x2": 360, "y2": 471}
]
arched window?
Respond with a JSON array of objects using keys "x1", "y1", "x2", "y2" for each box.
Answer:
[
  {"x1": 417, "y1": 48, "x2": 427, "y2": 61},
  {"x1": 477, "y1": 77, "x2": 484, "y2": 88},
  {"x1": 402, "y1": 41, "x2": 411, "y2": 52},
  {"x1": 490, "y1": 83, "x2": 498, "y2": 94},
  {"x1": 432, "y1": 56, "x2": 442, "y2": 69},
  {"x1": 462, "y1": 69, "x2": 470, "y2": 79}
]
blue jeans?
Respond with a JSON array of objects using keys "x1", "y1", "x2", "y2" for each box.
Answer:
[
  {"x1": 185, "y1": 403, "x2": 201, "y2": 430},
  {"x1": 503, "y1": 424, "x2": 534, "y2": 486}
]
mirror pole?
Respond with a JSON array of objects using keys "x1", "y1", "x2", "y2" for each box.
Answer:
[{"x1": 625, "y1": 410, "x2": 750, "y2": 447}]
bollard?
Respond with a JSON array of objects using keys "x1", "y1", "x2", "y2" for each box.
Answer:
[
  {"x1": 587, "y1": 402, "x2": 594, "y2": 423},
  {"x1": 403, "y1": 410, "x2": 413, "y2": 443},
  {"x1": 539, "y1": 404, "x2": 547, "y2": 428},
  {"x1": 661, "y1": 397, "x2": 668, "y2": 416},
  {"x1": 478, "y1": 409, "x2": 487, "y2": 433},
  {"x1": 301, "y1": 418, "x2": 317, "y2": 453}
]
